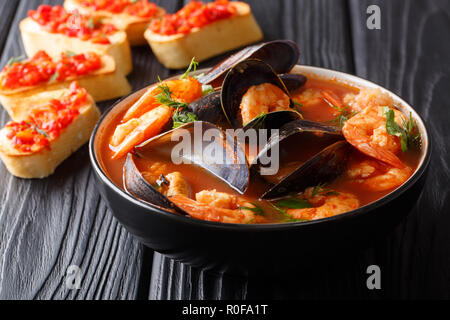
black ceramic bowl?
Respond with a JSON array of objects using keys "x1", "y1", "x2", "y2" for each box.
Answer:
[{"x1": 89, "y1": 66, "x2": 431, "y2": 275}]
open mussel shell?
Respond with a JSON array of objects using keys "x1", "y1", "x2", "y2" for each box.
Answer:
[
  {"x1": 279, "y1": 73, "x2": 307, "y2": 93},
  {"x1": 260, "y1": 141, "x2": 352, "y2": 200},
  {"x1": 123, "y1": 153, "x2": 187, "y2": 215},
  {"x1": 221, "y1": 59, "x2": 299, "y2": 128},
  {"x1": 134, "y1": 121, "x2": 249, "y2": 194},
  {"x1": 250, "y1": 119, "x2": 343, "y2": 179},
  {"x1": 187, "y1": 91, "x2": 222, "y2": 123},
  {"x1": 197, "y1": 40, "x2": 300, "y2": 85}
]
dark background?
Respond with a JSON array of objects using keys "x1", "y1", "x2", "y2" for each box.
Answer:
[{"x1": 0, "y1": 0, "x2": 449, "y2": 299}]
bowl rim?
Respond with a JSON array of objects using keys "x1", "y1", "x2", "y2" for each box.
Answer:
[{"x1": 89, "y1": 65, "x2": 432, "y2": 231}]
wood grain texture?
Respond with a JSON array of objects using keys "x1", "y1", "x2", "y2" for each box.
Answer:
[
  {"x1": 348, "y1": 0, "x2": 450, "y2": 299},
  {"x1": 0, "y1": 0, "x2": 178, "y2": 299}
]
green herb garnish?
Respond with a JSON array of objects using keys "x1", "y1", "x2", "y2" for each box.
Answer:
[
  {"x1": 240, "y1": 203, "x2": 265, "y2": 216},
  {"x1": 201, "y1": 84, "x2": 214, "y2": 96},
  {"x1": 24, "y1": 121, "x2": 49, "y2": 138},
  {"x1": 269, "y1": 202, "x2": 309, "y2": 222},
  {"x1": 311, "y1": 183, "x2": 339, "y2": 197},
  {"x1": 293, "y1": 101, "x2": 303, "y2": 112},
  {"x1": 64, "y1": 50, "x2": 77, "y2": 57},
  {"x1": 7, "y1": 55, "x2": 26, "y2": 66},
  {"x1": 247, "y1": 111, "x2": 266, "y2": 129},
  {"x1": 172, "y1": 109, "x2": 198, "y2": 128},
  {"x1": 180, "y1": 57, "x2": 199, "y2": 79},
  {"x1": 49, "y1": 72, "x2": 59, "y2": 83},
  {"x1": 324, "y1": 99, "x2": 358, "y2": 127},
  {"x1": 276, "y1": 197, "x2": 312, "y2": 209},
  {"x1": 86, "y1": 17, "x2": 96, "y2": 29},
  {"x1": 383, "y1": 107, "x2": 420, "y2": 152},
  {"x1": 155, "y1": 82, "x2": 189, "y2": 109}
]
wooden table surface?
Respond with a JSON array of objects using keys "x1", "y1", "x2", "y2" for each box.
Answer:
[{"x1": 0, "y1": 0, "x2": 449, "y2": 300}]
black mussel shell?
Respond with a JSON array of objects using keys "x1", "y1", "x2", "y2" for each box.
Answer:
[
  {"x1": 279, "y1": 73, "x2": 307, "y2": 93},
  {"x1": 260, "y1": 141, "x2": 352, "y2": 200},
  {"x1": 188, "y1": 91, "x2": 222, "y2": 123},
  {"x1": 123, "y1": 153, "x2": 187, "y2": 215},
  {"x1": 250, "y1": 119, "x2": 343, "y2": 178},
  {"x1": 197, "y1": 40, "x2": 300, "y2": 85},
  {"x1": 134, "y1": 121, "x2": 249, "y2": 194},
  {"x1": 221, "y1": 59, "x2": 298, "y2": 128}
]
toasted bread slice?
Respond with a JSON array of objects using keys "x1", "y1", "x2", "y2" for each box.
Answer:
[
  {"x1": 144, "y1": 1, "x2": 263, "y2": 69},
  {"x1": 0, "y1": 88, "x2": 100, "y2": 178},
  {"x1": 0, "y1": 54, "x2": 131, "y2": 118},
  {"x1": 20, "y1": 17, "x2": 132, "y2": 75},
  {"x1": 63, "y1": 0, "x2": 166, "y2": 46}
]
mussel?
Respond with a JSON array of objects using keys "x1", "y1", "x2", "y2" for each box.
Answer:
[
  {"x1": 123, "y1": 121, "x2": 250, "y2": 212},
  {"x1": 197, "y1": 40, "x2": 300, "y2": 85},
  {"x1": 279, "y1": 73, "x2": 307, "y2": 93},
  {"x1": 220, "y1": 59, "x2": 301, "y2": 129},
  {"x1": 187, "y1": 91, "x2": 222, "y2": 123},
  {"x1": 260, "y1": 141, "x2": 352, "y2": 200}
]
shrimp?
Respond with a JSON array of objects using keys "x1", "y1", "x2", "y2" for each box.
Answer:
[
  {"x1": 342, "y1": 105, "x2": 406, "y2": 168},
  {"x1": 343, "y1": 88, "x2": 394, "y2": 113},
  {"x1": 286, "y1": 187, "x2": 360, "y2": 220},
  {"x1": 165, "y1": 172, "x2": 191, "y2": 198},
  {"x1": 122, "y1": 76, "x2": 202, "y2": 122},
  {"x1": 347, "y1": 158, "x2": 412, "y2": 191},
  {"x1": 240, "y1": 83, "x2": 290, "y2": 124},
  {"x1": 110, "y1": 105, "x2": 172, "y2": 159},
  {"x1": 109, "y1": 77, "x2": 203, "y2": 159},
  {"x1": 170, "y1": 190, "x2": 266, "y2": 224},
  {"x1": 292, "y1": 88, "x2": 323, "y2": 107}
]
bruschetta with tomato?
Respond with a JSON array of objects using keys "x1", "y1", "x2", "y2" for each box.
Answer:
[
  {"x1": 63, "y1": 0, "x2": 165, "y2": 46},
  {"x1": 20, "y1": 5, "x2": 132, "y2": 75},
  {"x1": 0, "y1": 82, "x2": 100, "y2": 178},
  {"x1": 0, "y1": 50, "x2": 131, "y2": 117},
  {"x1": 144, "y1": 0, "x2": 263, "y2": 69}
]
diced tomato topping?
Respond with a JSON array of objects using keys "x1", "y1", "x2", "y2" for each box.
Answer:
[
  {"x1": 79, "y1": 0, "x2": 159, "y2": 18},
  {"x1": 150, "y1": 0, "x2": 236, "y2": 35},
  {"x1": 0, "y1": 51, "x2": 102, "y2": 90},
  {"x1": 28, "y1": 5, "x2": 117, "y2": 44},
  {"x1": 4, "y1": 81, "x2": 88, "y2": 153}
]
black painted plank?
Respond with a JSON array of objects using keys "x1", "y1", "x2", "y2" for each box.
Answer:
[
  {"x1": 348, "y1": 0, "x2": 450, "y2": 299},
  {"x1": 0, "y1": 0, "x2": 20, "y2": 54},
  {"x1": 148, "y1": 0, "x2": 370, "y2": 300},
  {"x1": 0, "y1": 0, "x2": 181, "y2": 299}
]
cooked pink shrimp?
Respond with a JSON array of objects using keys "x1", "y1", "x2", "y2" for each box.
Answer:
[
  {"x1": 347, "y1": 158, "x2": 412, "y2": 191},
  {"x1": 343, "y1": 88, "x2": 395, "y2": 113},
  {"x1": 287, "y1": 187, "x2": 360, "y2": 220},
  {"x1": 240, "y1": 83, "x2": 290, "y2": 124},
  {"x1": 170, "y1": 190, "x2": 266, "y2": 224},
  {"x1": 342, "y1": 105, "x2": 406, "y2": 168}
]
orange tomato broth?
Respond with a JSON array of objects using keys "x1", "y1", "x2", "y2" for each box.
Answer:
[{"x1": 99, "y1": 77, "x2": 421, "y2": 223}]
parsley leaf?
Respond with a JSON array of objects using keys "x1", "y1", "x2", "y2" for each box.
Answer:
[
  {"x1": 276, "y1": 197, "x2": 312, "y2": 209},
  {"x1": 180, "y1": 57, "x2": 199, "y2": 79},
  {"x1": 383, "y1": 107, "x2": 420, "y2": 152},
  {"x1": 172, "y1": 109, "x2": 198, "y2": 128}
]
